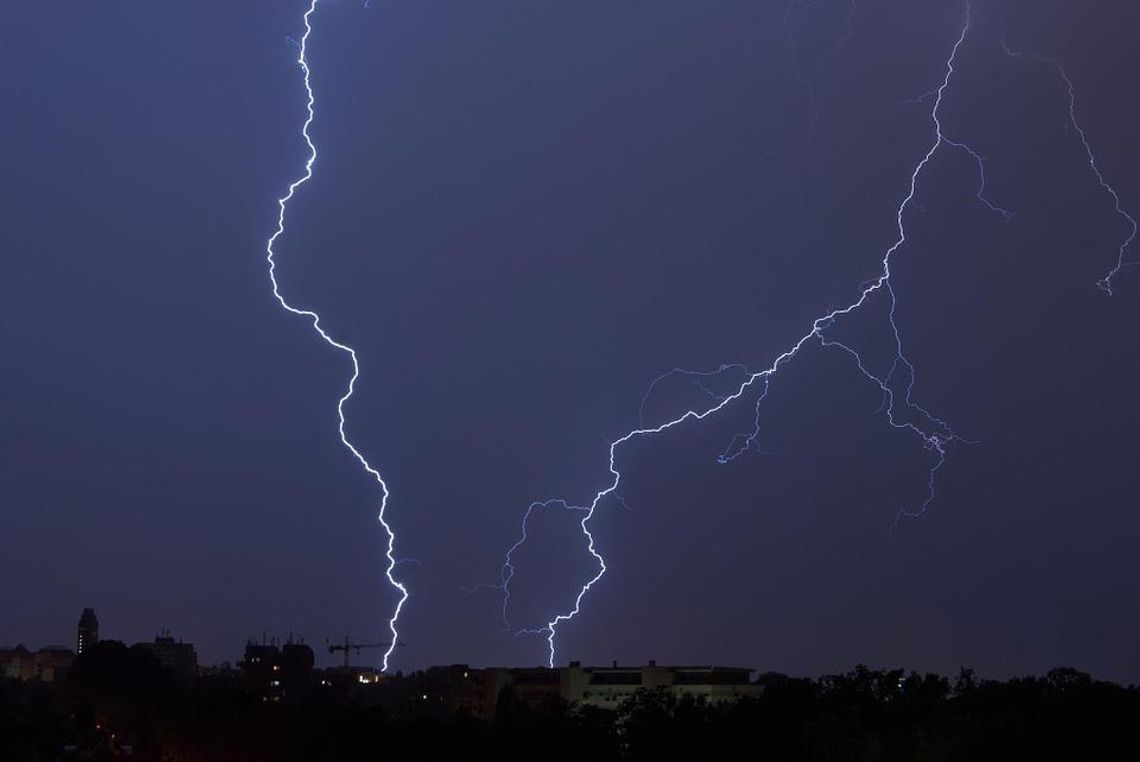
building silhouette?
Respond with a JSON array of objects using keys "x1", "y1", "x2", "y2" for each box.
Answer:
[
  {"x1": 0, "y1": 645, "x2": 36, "y2": 680},
  {"x1": 242, "y1": 638, "x2": 315, "y2": 701},
  {"x1": 411, "y1": 661, "x2": 761, "y2": 720},
  {"x1": 76, "y1": 608, "x2": 99, "y2": 654},
  {"x1": 0, "y1": 645, "x2": 75, "y2": 682},
  {"x1": 562, "y1": 661, "x2": 760, "y2": 709},
  {"x1": 140, "y1": 633, "x2": 198, "y2": 678},
  {"x1": 33, "y1": 646, "x2": 75, "y2": 682}
]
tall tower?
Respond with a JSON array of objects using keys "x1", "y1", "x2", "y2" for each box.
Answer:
[{"x1": 77, "y1": 608, "x2": 99, "y2": 654}]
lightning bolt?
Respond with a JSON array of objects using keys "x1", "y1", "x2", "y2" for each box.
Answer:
[
  {"x1": 496, "y1": 0, "x2": 1013, "y2": 668},
  {"x1": 491, "y1": 500, "x2": 590, "y2": 634},
  {"x1": 1001, "y1": 42, "x2": 1138, "y2": 295},
  {"x1": 266, "y1": 0, "x2": 407, "y2": 672}
]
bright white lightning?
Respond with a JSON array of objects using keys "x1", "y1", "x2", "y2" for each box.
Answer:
[
  {"x1": 266, "y1": 0, "x2": 407, "y2": 672},
  {"x1": 500, "y1": 1, "x2": 996, "y2": 668}
]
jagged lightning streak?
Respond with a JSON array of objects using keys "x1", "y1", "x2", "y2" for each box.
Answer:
[
  {"x1": 499, "y1": 1, "x2": 1000, "y2": 668},
  {"x1": 1001, "y1": 42, "x2": 1138, "y2": 294},
  {"x1": 266, "y1": 0, "x2": 407, "y2": 671},
  {"x1": 495, "y1": 500, "x2": 589, "y2": 633},
  {"x1": 637, "y1": 364, "x2": 750, "y2": 427}
]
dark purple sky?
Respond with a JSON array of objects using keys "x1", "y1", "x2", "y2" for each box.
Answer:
[{"x1": 3, "y1": 0, "x2": 1139, "y2": 681}]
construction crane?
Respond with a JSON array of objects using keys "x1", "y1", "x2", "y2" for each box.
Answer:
[{"x1": 327, "y1": 636, "x2": 405, "y2": 669}]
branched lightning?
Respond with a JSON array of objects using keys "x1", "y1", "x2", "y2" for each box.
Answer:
[
  {"x1": 944, "y1": 138, "x2": 1015, "y2": 221},
  {"x1": 266, "y1": 0, "x2": 407, "y2": 671},
  {"x1": 637, "y1": 364, "x2": 750, "y2": 427},
  {"x1": 492, "y1": 500, "x2": 590, "y2": 634},
  {"x1": 1001, "y1": 42, "x2": 1138, "y2": 294},
  {"x1": 260, "y1": 0, "x2": 1134, "y2": 673},
  {"x1": 496, "y1": 1, "x2": 1007, "y2": 668}
]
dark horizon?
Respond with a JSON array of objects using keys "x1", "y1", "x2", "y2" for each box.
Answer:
[
  {"x1": 9, "y1": 643, "x2": 1139, "y2": 761},
  {"x1": 10, "y1": 605, "x2": 1140, "y2": 685},
  {"x1": 3, "y1": 0, "x2": 1140, "y2": 681}
]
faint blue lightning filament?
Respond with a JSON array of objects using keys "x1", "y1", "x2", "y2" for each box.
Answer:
[
  {"x1": 1001, "y1": 42, "x2": 1138, "y2": 294},
  {"x1": 494, "y1": 500, "x2": 590, "y2": 634},
  {"x1": 500, "y1": 1, "x2": 991, "y2": 668},
  {"x1": 266, "y1": 0, "x2": 407, "y2": 671}
]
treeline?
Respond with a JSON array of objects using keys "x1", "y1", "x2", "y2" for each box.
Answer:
[{"x1": 2, "y1": 643, "x2": 1139, "y2": 761}]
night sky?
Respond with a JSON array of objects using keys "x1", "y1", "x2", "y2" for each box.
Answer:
[{"x1": 3, "y1": 0, "x2": 1140, "y2": 681}]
